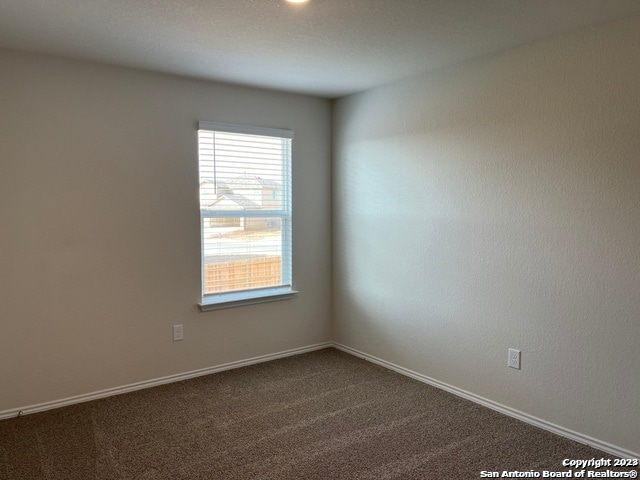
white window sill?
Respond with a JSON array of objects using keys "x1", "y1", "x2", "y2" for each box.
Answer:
[{"x1": 198, "y1": 288, "x2": 299, "y2": 312}]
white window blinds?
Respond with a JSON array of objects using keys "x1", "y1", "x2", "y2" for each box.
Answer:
[{"x1": 198, "y1": 122, "x2": 293, "y2": 306}]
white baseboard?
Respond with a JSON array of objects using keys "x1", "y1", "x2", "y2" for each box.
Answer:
[
  {"x1": 0, "y1": 342, "x2": 332, "y2": 421},
  {"x1": 3, "y1": 340, "x2": 637, "y2": 460},
  {"x1": 332, "y1": 342, "x2": 639, "y2": 460}
]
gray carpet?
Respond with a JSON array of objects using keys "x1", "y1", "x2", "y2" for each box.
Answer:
[{"x1": 0, "y1": 348, "x2": 635, "y2": 479}]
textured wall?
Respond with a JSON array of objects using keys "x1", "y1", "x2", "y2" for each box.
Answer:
[
  {"x1": 0, "y1": 50, "x2": 332, "y2": 412},
  {"x1": 333, "y1": 17, "x2": 640, "y2": 454}
]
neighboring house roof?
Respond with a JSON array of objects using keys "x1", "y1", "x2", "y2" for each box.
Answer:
[
  {"x1": 200, "y1": 175, "x2": 280, "y2": 191},
  {"x1": 208, "y1": 193, "x2": 259, "y2": 209},
  {"x1": 201, "y1": 174, "x2": 280, "y2": 210},
  {"x1": 223, "y1": 174, "x2": 280, "y2": 190}
]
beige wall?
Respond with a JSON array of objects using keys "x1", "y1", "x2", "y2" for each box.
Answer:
[
  {"x1": 0, "y1": 50, "x2": 332, "y2": 412},
  {"x1": 333, "y1": 17, "x2": 640, "y2": 454}
]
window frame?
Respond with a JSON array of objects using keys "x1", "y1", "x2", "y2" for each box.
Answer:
[{"x1": 197, "y1": 121, "x2": 298, "y2": 311}]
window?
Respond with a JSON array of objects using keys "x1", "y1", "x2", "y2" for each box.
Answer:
[{"x1": 197, "y1": 122, "x2": 296, "y2": 311}]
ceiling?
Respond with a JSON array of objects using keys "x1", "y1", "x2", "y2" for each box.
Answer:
[{"x1": 1, "y1": 0, "x2": 640, "y2": 98}]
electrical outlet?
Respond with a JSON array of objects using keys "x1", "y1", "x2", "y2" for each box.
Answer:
[
  {"x1": 173, "y1": 324, "x2": 183, "y2": 341},
  {"x1": 508, "y1": 348, "x2": 521, "y2": 369}
]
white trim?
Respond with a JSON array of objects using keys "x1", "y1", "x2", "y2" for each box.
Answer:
[
  {"x1": 0, "y1": 342, "x2": 331, "y2": 421},
  {"x1": 200, "y1": 209, "x2": 287, "y2": 218},
  {"x1": 199, "y1": 288, "x2": 299, "y2": 311},
  {"x1": 332, "y1": 343, "x2": 639, "y2": 460},
  {"x1": 2, "y1": 340, "x2": 637, "y2": 460},
  {"x1": 280, "y1": 136, "x2": 293, "y2": 287},
  {"x1": 198, "y1": 121, "x2": 293, "y2": 139}
]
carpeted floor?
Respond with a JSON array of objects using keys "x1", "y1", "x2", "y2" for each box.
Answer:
[{"x1": 0, "y1": 348, "x2": 635, "y2": 479}]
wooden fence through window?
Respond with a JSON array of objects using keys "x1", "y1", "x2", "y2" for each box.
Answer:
[{"x1": 204, "y1": 256, "x2": 282, "y2": 294}]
